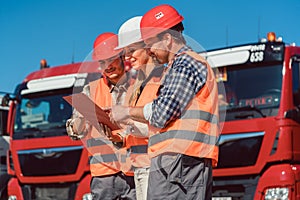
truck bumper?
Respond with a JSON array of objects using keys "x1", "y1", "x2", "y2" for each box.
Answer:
[{"x1": 7, "y1": 174, "x2": 91, "y2": 200}]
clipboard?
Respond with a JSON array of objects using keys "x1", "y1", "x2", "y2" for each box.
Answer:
[{"x1": 63, "y1": 93, "x2": 120, "y2": 131}]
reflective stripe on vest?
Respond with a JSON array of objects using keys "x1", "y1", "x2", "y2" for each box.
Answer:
[
  {"x1": 130, "y1": 145, "x2": 148, "y2": 154},
  {"x1": 148, "y1": 51, "x2": 219, "y2": 166},
  {"x1": 89, "y1": 154, "x2": 119, "y2": 164},
  {"x1": 86, "y1": 137, "x2": 108, "y2": 147},
  {"x1": 181, "y1": 110, "x2": 218, "y2": 124},
  {"x1": 149, "y1": 130, "x2": 218, "y2": 147}
]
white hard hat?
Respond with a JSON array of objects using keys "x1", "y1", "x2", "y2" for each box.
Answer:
[{"x1": 115, "y1": 16, "x2": 143, "y2": 50}]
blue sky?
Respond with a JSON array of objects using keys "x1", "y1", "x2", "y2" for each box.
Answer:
[{"x1": 1, "y1": 0, "x2": 299, "y2": 93}]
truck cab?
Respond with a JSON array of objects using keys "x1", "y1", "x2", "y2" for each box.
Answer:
[
  {"x1": 6, "y1": 61, "x2": 101, "y2": 200},
  {"x1": 206, "y1": 33, "x2": 300, "y2": 199}
]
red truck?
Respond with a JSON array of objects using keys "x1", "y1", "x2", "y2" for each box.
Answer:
[
  {"x1": 0, "y1": 95, "x2": 10, "y2": 200},
  {"x1": 206, "y1": 32, "x2": 300, "y2": 199},
  {"x1": 5, "y1": 61, "x2": 101, "y2": 200}
]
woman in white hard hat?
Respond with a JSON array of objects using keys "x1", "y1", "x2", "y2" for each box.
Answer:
[{"x1": 105, "y1": 16, "x2": 164, "y2": 200}]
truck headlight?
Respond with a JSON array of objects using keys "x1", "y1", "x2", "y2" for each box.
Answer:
[
  {"x1": 82, "y1": 193, "x2": 92, "y2": 200},
  {"x1": 264, "y1": 187, "x2": 289, "y2": 200},
  {"x1": 8, "y1": 195, "x2": 17, "y2": 200}
]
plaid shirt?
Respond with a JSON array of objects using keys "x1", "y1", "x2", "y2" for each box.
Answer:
[{"x1": 149, "y1": 46, "x2": 208, "y2": 128}]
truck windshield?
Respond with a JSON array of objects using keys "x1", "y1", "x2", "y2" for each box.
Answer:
[
  {"x1": 217, "y1": 64, "x2": 282, "y2": 121},
  {"x1": 14, "y1": 91, "x2": 72, "y2": 139}
]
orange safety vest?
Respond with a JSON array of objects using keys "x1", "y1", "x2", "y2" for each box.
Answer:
[
  {"x1": 148, "y1": 51, "x2": 219, "y2": 166},
  {"x1": 83, "y1": 78, "x2": 133, "y2": 177},
  {"x1": 124, "y1": 73, "x2": 162, "y2": 168}
]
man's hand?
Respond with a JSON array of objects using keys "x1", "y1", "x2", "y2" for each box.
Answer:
[
  {"x1": 99, "y1": 123, "x2": 123, "y2": 143},
  {"x1": 66, "y1": 117, "x2": 90, "y2": 140},
  {"x1": 112, "y1": 105, "x2": 130, "y2": 122},
  {"x1": 72, "y1": 117, "x2": 87, "y2": 133}
]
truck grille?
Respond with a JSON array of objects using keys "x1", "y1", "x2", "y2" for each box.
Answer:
[
  {"x1": 216, "y1": 132, "x2": 264, "y2": 168},
  {"x1": 22, "y1": 183, "x2": 76, "y2": 200},
  {"x1": 18, "y1": 146, "x2": 83, "y2": 176},
  {"x1": 213, "y1": 176, "x2": 259, "y2": 199}
]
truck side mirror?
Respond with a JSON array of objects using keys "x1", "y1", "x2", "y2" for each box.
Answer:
[
  {"x1": 0, "y1": 93, "x2": 16, "y2": 136},
  {"x1": 0, "y1": 107, "x2": 9, "y2": 136},
  {"x1": 1, "y1": 94, "x2": 10, "y2": 107},
  {"x1": 284, "y1": 106, "x2": 300, "y2": 124}
]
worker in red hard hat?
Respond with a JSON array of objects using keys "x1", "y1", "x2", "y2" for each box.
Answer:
[
  {"x1": 92, "y1": 33, "x2": 125, "y2": 83},
  {"x1": 112, "y1": 4, "x2": 219, "y2": 200},
  {"x1": 66, "y1": 32, "x2": 136, "y2": 200}
]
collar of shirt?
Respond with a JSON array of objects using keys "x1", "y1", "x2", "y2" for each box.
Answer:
[
  {"x1": 167, "y1": 45, "x2": 192, "y2": 68},
  {"x1": 177, "y1": 46, "x2": 191, "y2": 55},
  {"x1": 109, "y1": 72, "x2": 131, "y2": 94}
]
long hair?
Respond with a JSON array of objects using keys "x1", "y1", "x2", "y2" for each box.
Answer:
[
  {"x1": 128, "y1": 52, "x2": 159, "y2": 106},
  {"x1": 128, "y1": 69, "x2": 146, "y2": 106}
]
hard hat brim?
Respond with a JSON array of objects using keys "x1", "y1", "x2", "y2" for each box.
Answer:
[
  {"x1": 114, "y1": 38, "x2": 143, "y2": 50},
  {"x1": 92, "y1": 49, "x2": 122, "y2": 61}
]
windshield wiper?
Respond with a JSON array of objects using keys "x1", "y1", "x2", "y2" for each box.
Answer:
[
  {"x1": 226, "y1": 105, "x2": 266, "y2": 118},
  {"x1": 49, "y1": 124, "x2": 66, "y2": 129},
  {"x1": 21, "y1": 127, "x2": 42, "y2": 132},
  {"x1": 14, "y1": 127, "x2": 43, "y2": 138}
]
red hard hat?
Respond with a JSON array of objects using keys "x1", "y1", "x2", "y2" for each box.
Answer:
[
  {"x1": 92, "y1": 32, "x2": 122, "y2": 60},
  {"x1": 140, "y1": 4, "x2": 184, "y2": 40}
]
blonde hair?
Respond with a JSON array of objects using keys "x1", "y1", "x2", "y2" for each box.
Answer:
[
  {"x1": 128, "y1": 47, "x2": 159, "y2": 106},
  {"x1": 128, "y1": 69, "x2": 146, "y2": 106}
]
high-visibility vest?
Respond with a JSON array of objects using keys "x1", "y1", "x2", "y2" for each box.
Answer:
[
  {"x1": 148, "y1": 51, "x2": 219, "y2": 166},
  {"x1": 125, "y1": 68, "x2": 163, "y2": 168},
  {"x1": 83, "y1": 78, "x2": 133, "y2": 176}
]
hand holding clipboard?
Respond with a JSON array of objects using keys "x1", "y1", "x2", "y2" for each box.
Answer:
[{"x1": 63, "y1": 93, "x2": 120, "y2": 132}]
